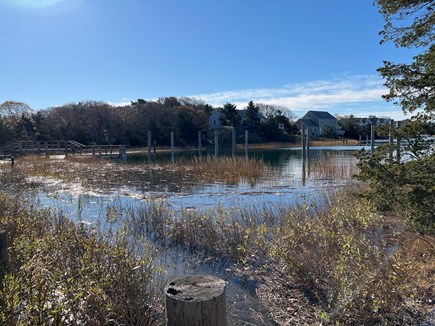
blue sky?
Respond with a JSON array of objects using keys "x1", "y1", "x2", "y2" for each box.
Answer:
[{"x1": 0, "y1": 0, "x2": 418, "y2": 119}]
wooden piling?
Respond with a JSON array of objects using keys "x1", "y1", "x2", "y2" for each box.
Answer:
[
  {"x1": 306, "y1": 126, "x2": 310, "y2": 152},
  {"x1": 171, "y1": 132, "x2": 175, "y2": 163},
  {"x1": 165, "y1": 275, "x2": 226, "y2": 326},
  {"x1": 301, "y1": 124, "x2": 306, "y2": 160},
  {"x1": 388, "y1": 119, "x2": 394, "y2": 160},
  {"x1": 231, "y1": 128, "x2": 236, "y2": 159},
  {"x1": 119, "y1": 145, "x2": 127, "y2": 162},
  {"x1": 214, "y1": 129, "x2": 219, "y2": 159},
  {"x1": 245, "y1": 129, "x2": 248, "y2": 159},
  {"x1": 396, "y1": 136, "x2": 401, "y2": 163},
  {"x1": 148, "y1": 131, "x2": 152, "y2": 163},
  {"x1": 370, "y1": 124, "x2": 375, "y2": 151},
  {"x1": 198, "y1": 131, "x2": 202, "y2": 158}
]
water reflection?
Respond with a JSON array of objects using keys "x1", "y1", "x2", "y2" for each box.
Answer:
[{"x1": 25, "y1": 146, "x2": 362, "y2": 325}]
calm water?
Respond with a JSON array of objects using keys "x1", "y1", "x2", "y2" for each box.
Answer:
[{"x1": 31, "y1": 146, "x2": 363, "y2": 325}]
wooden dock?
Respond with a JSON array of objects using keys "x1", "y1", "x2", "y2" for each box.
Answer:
[{"x1": 0, "y1": 140, "x2": 126, "y2": 161}]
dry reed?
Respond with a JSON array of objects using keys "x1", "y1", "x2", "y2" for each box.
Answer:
[{"x1": 309, "y1": 153, "x2": 359, "y2": 180}]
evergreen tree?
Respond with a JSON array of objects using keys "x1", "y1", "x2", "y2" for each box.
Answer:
[
  {"x1": 357, "y1": 0, "x2": 435, "y2": 233},
  {"x1": 243, "y1": 101, "x2": 261, "y2": 132},
  {"x1": 219, "y1": 102, "x2": 241, "y2": 128}
]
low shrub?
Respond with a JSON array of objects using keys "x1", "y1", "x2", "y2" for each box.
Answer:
[{"x1": 0, "y1": 194, "x2": 162, "y2": 325}]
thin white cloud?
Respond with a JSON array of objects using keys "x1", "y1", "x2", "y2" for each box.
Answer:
[
  {"x1": 191, "y1": 74, "x2": 408, "y2": 118},
  {"x1": 113, "y1": 74, "x2": 407, "y2": 120}
]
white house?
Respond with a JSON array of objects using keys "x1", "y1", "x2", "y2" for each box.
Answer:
[{"x1": 356, "y1": 116, "x2": 392, "y2": 127}]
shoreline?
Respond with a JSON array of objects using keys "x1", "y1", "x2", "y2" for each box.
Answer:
[{"x1": 126, "y1": 139, "x2": 360, "y2": 154}]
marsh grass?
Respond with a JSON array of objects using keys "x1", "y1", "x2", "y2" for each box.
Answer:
[
  {"x1": 2, "y1": 154, "x2": 270, "y2": 194},
  {"x1": 309, "y1": 139, "x2": 359, "y2": 147},
  {"x1": 128, "y1": 185, "x2": 434, "y2": 324},
  {"x1": 0, "y1": 193, "x2": 164, "y2": 325},
  {"x1": 174, "y1": 155, "x2": 271, "y2": 184},
  {"x1": 309, "y1": 153, "x2": 359, "y2": 180},
  {"x1": 2, "y1": 153, "x2": 432, "y2": 324}
]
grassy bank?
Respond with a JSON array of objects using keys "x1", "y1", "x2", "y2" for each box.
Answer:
[
  {"x1": 128, "y1": 185, "x2": 434, "y2": 325},
  {"x1": 128, "y1": 138, "x2": 360, "y2": 153},
  {"x1": 0, "y1": 193, "x2": 164, "y2": 325}
]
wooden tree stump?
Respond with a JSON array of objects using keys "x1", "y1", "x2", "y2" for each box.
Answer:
[{"x1": 165, "y1": 275, "x2": 226, "y2": 326}]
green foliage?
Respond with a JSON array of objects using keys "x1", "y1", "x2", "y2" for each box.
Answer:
[
  {"x1": 357, "y1": 147, "x2": 435, "y2": 234},
  {"x1": 337, "y1": 115, "x2": 372, "y2": 139},
  {"x1": 243, "y1": 101, "x2": 261, "y2": 132},
  {"x1": 376, "y1": 0, "x2": 434, "y2": 47},
  {"x1": 358, "y1": 0, "x2": 435, "y2": 234},
  {"x1": 219, "y1": 102, "x2": 241, "y2": 128},
  {"x1": 379, "y1": 47, "x2": 435, "y2": 115},
  {"x1": 375, "y1": 0, "x2": 434, "y2": 116}
]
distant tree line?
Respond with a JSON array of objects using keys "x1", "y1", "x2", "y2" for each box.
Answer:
[{"x1": 0, "y1": 98, "x2": 298, "y2": 147}]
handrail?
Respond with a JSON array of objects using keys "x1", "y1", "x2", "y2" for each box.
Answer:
[{"x1": 0, "y1": 140, "x2": 125, "y2": 160}]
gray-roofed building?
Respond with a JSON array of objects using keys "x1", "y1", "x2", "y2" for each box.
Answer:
[{"x1": 296, "y1": 111, "x2": 343, "y2": 137}]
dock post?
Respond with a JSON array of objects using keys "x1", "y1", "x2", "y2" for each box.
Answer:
[
  {"x1": 198, "y1": 131, "x2": 202, "y2": 158},
  {"x1": 148, "y1": 131, "x2": 152, "y2": 163},
  {"x1": 119, "y1": 145, "x2": 127, "y2": 162},
  {"x1": 64, "y1": 141, "x2": 69, "y2": 159},
  {"x1": 396, "y1": 136, "x2": 401, "y2": 162},
  {"x1": 306, "y1": 127, "x2": 310, "y2": 152},
  {"x1": 214, "y1": 129, "x2": 219, "y2": 159},
  {"x1": 165, "y1": 275, "x2": 226, "y2": 326},
  {"x1": 388, "y1": 119, "x2": 394, "y2": 161},
  {"x1": 245, "y1": 129, "x2": 248, "y2": 159},
  {"x1": 301, "y1": 124, "x2": 306, "y2": 160},
  {"x1": 171, "y1": 132, "x2": 175, "y2": 163},
  {"x1": 370, "y1": 124, "x2": 375, "y2": 151},
  {"x1": 232, "y1": 128, "x2": 236, "y2": 159}
]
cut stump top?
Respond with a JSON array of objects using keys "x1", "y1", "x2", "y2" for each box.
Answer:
[{"x1": 165, "y1": 275, "x2": 226, "y2": 302}]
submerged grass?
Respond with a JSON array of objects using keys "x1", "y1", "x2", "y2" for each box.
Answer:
[
  {"x1": 2, "y1": 154, "x2": 270, "y2": 193},
  {"x1": 309, "y1": 153, "x2": 359, "y2": 180},
  {"x1": 174, "y1": 155, "x2": 270, "y2": 184}
]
